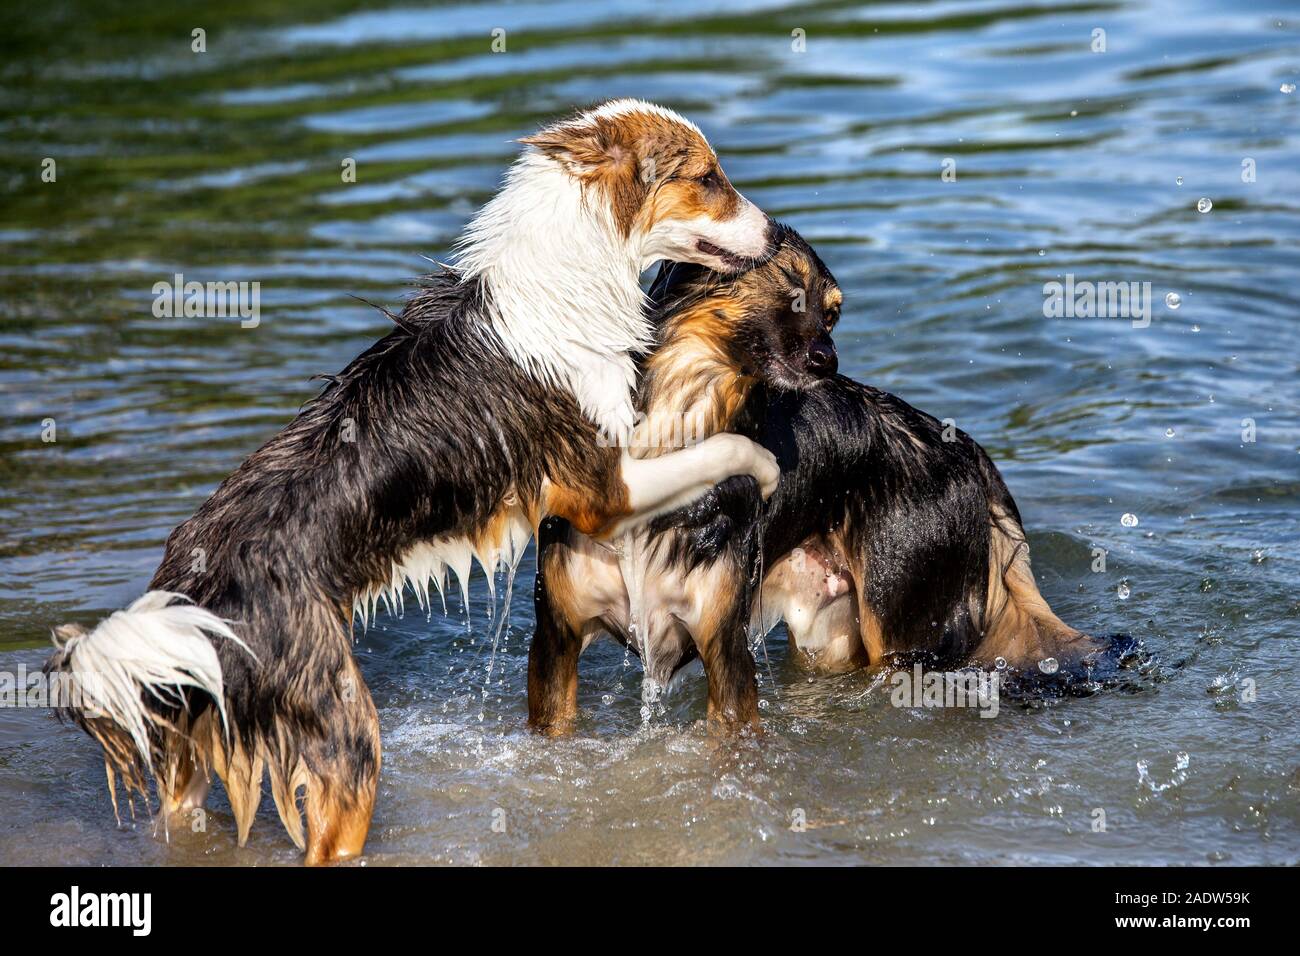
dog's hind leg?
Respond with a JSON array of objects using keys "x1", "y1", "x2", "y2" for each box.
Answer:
[
  {"x1": 209, "y1": 721, "x2": 265, "y2": 848},
  {"x1": 528, "y1": 520, "x2": 587, "y2": 735},
  {"x1": 976, "y1": 504, "x2": 1105, "y2": 670},
  {"x1": 298, "y1": 652, "x2": 381, "y2": 866},
  {"x1": 157, "y1": 714, "x2": 214, "y2": 825},
  {"x1": 284, "y1": 650, "x2": 379, "y2": 868}
]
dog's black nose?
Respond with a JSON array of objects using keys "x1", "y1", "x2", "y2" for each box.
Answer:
[{"x1": 807, "y1": 338, "x2": 837, "y2": 377}]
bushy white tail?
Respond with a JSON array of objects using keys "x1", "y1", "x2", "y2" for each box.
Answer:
[{"x1": 49, "y1": 591, "x2": 249, "y2": 774}]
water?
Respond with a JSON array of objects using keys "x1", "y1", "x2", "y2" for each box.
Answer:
[{"x1": 2, "y1": 0, "x2": 1298, "y2": 865}]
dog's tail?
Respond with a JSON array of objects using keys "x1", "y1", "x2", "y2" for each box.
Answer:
[{"x1": 44, "y1": 591, "x2": 250, "y2": 814}]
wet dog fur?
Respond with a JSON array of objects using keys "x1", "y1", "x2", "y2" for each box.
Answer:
[
  {"x1": 530, "y1": 226, "x2": 1128, "y2": 732},
  {"x1": 44, "y1": 100, "x2": 782, "y2": 863}
]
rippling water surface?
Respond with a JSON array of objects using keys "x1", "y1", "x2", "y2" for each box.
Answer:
[{"x1": 1, "y1": 0, "x2": 1298, "y2": 865}]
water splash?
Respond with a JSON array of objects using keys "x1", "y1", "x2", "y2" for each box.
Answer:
[
  {"x1": 1137, "y1": 752, "x2": 1191, "y2": 792},
  {"x1": 748, "y1": 504, "x2": 778, "y2": 707},
  {"x1": 483, "y1": 551, "x2": 522, "y2": 691},
  {"x1": 618, "y1": 531, "x2": 662, "y2": 721}
]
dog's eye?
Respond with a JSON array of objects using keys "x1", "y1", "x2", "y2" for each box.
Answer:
[
  {"x1": 698, "y1": 170, "x2": 721, "y2": 189},
  {"x1": 825, "y1": 309, "x2": 839, "y2": 330}
]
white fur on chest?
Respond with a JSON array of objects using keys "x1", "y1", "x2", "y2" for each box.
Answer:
[{"x1": 455, "y1": 154, "x2": 650, "y2": 437}]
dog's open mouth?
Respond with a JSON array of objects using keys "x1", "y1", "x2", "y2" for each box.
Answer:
[{"x1": 695, "y1": 239, "x2": 748, "y2": 271}]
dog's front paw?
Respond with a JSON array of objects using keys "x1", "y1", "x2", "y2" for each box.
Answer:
[{"x1": 705, "y1": 433, "x2": 779, "y2": 498}]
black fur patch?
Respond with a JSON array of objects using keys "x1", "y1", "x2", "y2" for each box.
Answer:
[{"x1": 146, "y1": 270, "x2": 604, "y2": 766}]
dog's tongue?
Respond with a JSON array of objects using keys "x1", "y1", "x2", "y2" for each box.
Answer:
[{"x1": 695, "y1": 239, "x2": 742, "y2": 268}]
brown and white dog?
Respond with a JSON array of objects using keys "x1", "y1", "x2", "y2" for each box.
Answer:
[
  {"x1": 529, "y1": 226, "x2": 1128, "y2": 733},
  {"x1": 45, "y1": 100, "x2": 782, "y2": 863}
]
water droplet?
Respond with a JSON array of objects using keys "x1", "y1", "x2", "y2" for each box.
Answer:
[
  {"x1": 1282, "y1": 82, "x2": 1296, "y2": 94},
  {"x1": 1196, "y1": 197, "x2": 1213, "y2": 213},
  {"x1": 994, "y1": 656, "x2": 1007, "y2": 670},
  {"x1": 1038, "y1": 657, "x2": 1059, "y2": 675},
  {"x1": 758, "y1": 699, "x2": 770, "y2": 710},
  {"x1": 1118, "y1": 582, "x2": 1131, "y2": 600},
  {"x1": 1165, "y1": 291, "x2": 1181, "y2": 310},
  {"x1": 601, "y1": 694, "x2": 614, "y2": 705},
  {"x1": 1175, "y1": 176, "x2": 1184, "y2": 186},
  {"x1": 1191, "y1": 324, "x2": 1200, "y2": 333},
  {"x1": 1175, "y1": 751, "x2": 1190, "y2": 770},
  {"x1": 1121, "y1": 512, "x2": 1139, "y2": 527},
  {"x1": 1165, "y1": 427, "x2": 1175, "y2": 438}
]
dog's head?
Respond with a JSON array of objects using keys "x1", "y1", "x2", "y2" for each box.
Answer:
[
  {"x1": 520, "y1": 99, "x2": 774, "y2": 273},
  {"x1": 649, "y1": 224, "x2": 841, "y2": 391}
]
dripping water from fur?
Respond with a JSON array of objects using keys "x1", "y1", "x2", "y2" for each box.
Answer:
[
  {"x1": 484, "y1": 554, "x2": 522, "y2": 701},
  {"x1": 618, "y1": 531, "x2": 661, "y2": 721}
]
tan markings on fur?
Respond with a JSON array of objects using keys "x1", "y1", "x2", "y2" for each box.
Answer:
[
  {"x1": 638, "y1": 163, "x2": 740, "y2": 237},
  {"x1": 526, "y1": 537, "x2": 594, "y2": 735},
  {"x1": 521, "y1": 107, "x2": 737, "y2": 237},
  {"x1": 528, "y1": 655, "x2": 580, "y2": 737},
  {"x1": 826, "y1": 525, "x2": 888, "y2": 665},
  {"x1": 638, "y1": 242, "x2": 843, "y2": 459},
  {"x1": 679, "y1": 561, "x2": 759, "y2": 731},
  {"x1": 976, "y1": 504, "x2": 1095, "y2": 667},
  {"x1": 304, "y1": 773, "x2": 375, "y2": 866},
  {"x1": 689, "y1": 595, "x2": 760, "y2": 732},
  {"x1": 543, "y1": 476, "x2": 631, "y2": 539},
  {"x1": 638, "y1": 295, "x2": 757, "y2": 458},
  {"x1": 158, "y1": 716, "x2": 212, "y2": 823},
  {"x1": 824, "y1": 286, "x2": 843, "y2": 312},
  {"x1": 83, "y1": 716, "x2": 148, "y2": 823},
  {"x1": 208, "y1": 720, "x2": 264, "y2": 847},
  {"x1": 268, "y1": 753, "x2": 311, "y2": 852},
  {"x1": 470, "y1": 495, "x2": 529, "y2": 568}
]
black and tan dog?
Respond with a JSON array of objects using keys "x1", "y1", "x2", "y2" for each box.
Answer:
[{"x1": 529, "y1": 225, "x2": 1125, "y2": 732}]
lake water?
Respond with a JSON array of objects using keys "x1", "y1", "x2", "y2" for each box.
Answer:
[{"x1": 1, "y1": 0, "x2": 1297, "y2": 865}]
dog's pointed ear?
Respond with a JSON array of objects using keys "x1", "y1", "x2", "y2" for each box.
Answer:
[{"x1": 519, "y1": 124, "x2": 615, "y2": 176}]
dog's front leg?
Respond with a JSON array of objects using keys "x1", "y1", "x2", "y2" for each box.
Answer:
[
  {"x1": 607, "y1": 435, "x2": 778, "y2": 538},
  {"x1": 543, "y1": 434, "x2": 777, "y2": 539}
]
